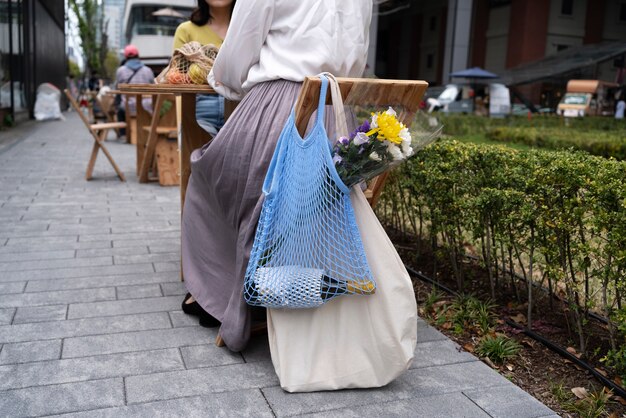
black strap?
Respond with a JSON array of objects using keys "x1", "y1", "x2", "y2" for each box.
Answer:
[
  {"x1": 124, "y1": 67, "x2": 142, "y2": 84},
  {"x1": 115, "y1": 67, "x2": 142, "y2": 106}
]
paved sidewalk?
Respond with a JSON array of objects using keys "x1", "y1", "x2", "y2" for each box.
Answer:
[{"x1": 0, "y1": 113, "x2": 557, "y2": 417}]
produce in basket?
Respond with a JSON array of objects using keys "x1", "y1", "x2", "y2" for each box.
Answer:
[{"x1": 157, "y1": 41, "x2": 219, "y2": 85}]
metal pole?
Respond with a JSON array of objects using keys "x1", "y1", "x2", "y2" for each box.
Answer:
[{"x1": 8, "y1": 0, "x2": 15, "y2": 117}]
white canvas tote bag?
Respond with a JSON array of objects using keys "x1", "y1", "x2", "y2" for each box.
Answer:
[{"x1": 266, "y1": 74, "x2": 418, "y2": 391}]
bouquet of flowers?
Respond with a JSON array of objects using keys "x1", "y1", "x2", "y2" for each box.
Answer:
[{"x1": 332, "y1": 107, "x2": 442, "y2": 187}]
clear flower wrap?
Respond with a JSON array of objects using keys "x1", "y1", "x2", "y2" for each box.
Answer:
[{"x1": 332, "y1": 108, "x2": 443, "y2": 188}]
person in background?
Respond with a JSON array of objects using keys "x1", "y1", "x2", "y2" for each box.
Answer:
[
  {"x1": 173, "y1": 0, "x2": 235, "y2": 136},
  {"x1": 114, "y1": 45, "x2": 155, "y2": 138},
  {"x1": 180, "y1": 0, "x2": 371, "y2": 351},
  {"x1": 615, "y1": 94, "x2": 625, "y2": 120}
]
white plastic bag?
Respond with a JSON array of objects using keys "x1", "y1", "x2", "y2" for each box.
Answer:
[
  {"x1": 266, "y1": 184, "x2": 418, "y2": 392},
  {"x1": 34, "y1": 83, "x2": 63, "y2": 121}
]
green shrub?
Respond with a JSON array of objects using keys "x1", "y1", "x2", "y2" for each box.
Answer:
[
  {"x1": 377, "y1": 140, "x2": 626, "y2": 359},
  {"x1": 475, "y1": 335, "x2": 521, "y2": 364}
]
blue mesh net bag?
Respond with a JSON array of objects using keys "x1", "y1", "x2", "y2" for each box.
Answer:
[{"x1": 244, "y1": 74, "x2": 375, "y2": 309}]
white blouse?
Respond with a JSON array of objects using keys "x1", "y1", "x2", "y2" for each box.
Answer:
[{"x1": 208, "y1": 0, "x2": 372, "y2": 101}]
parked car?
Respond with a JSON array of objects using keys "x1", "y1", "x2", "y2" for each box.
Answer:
[{"x1": 556, "y1": 79, "x2": 619, "y2": 117}]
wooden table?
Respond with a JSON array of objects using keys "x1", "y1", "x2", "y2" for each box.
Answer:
[{"x1": 118, "y1": 83, "x2": 228, "y2": 207}]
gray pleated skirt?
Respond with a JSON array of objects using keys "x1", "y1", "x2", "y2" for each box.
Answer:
[{"x1": 181, "y1": 80, "x2": 304, "y2": 351}]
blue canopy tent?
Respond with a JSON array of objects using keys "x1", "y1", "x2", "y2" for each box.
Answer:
[
  {"x1": 450, "y1": 67, "x2": 499, "y2": 79},
  {"x1": 450, "y1": 67, "x2": 499, "y2": 114}
]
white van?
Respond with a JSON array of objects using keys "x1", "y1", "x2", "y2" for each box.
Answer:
[{"x1": 426, "y1": 83, "x2": 510, "y2": 117}]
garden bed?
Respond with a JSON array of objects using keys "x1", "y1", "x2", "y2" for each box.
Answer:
[{"x1": 392, "y1": 236, "x2": 626, "y2": 417}]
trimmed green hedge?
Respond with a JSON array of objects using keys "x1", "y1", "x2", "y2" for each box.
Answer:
[
  {"x1": 439, "y1": 114, "x2": 625, "y2": 135},
  {"x1": 485, "y1": 127, "x2": 626, "y2": 160},
  {"x1": 378, "y1": 141, "x2": 626, "y2": 357},
  {"x1": 436, "y1": 115, "x2": 626, "y2": 159}
]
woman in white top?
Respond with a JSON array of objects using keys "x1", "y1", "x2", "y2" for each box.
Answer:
[{"x1": 181, "y1": 0, "x2": 372, "y2": 351}]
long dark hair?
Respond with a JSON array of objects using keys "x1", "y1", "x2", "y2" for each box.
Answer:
[{"x1": 190, "y1": 1, "x2": 236, "y2": 26}]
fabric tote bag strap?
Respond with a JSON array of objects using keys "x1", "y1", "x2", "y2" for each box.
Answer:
[{"x1": 319, "y1": 72, "x2": 349, "y2": 141}]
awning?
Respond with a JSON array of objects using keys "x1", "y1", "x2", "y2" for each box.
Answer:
[{"x1": 497, "y1": 42, "x2": 626, "y2": 86}]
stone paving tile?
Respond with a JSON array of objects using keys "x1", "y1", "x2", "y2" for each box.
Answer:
[
  {"x1": 115, "y1": 284, "x2": 162, "y2": 300},
  {"x1": 415, "y1": 318, "x2": 448, "y2": 342},
  {"x1": 0, "y1": 223, "x2": 49, "y2": 234},
  {"x1": 125, "y1": 361, "x2": 279, "y2": 404},
  {"x1": 0, "y1": 378, "x2": 124, "y2": 417},
  {"x1": 76, "y1": 246, "x2": 148, "y2": 258},
  {"x1": 154, "y1": 261, "x2": 181, "y2": 273},
  {"x1": 169, "y1": 311, "x2": 199, "y2": 328},
  {"x1": 62, "y1": 326, "x2": 215, "y2": 358},
  {"x1": 13, "y1": 304, "x2": 67, "y2": 324},
  {"x1": 0, "y1": 249, "x2": 75, "y2": 263},
  {"x1": 0, "y1": 312, "x2": 171, "y2": 343},
  {"x1": 410, "y1": 338, "x2": 476, "y2": 369},
  {"x1": 49, "y1": 389, "x2": 274, "y2": 418},
  {"x1": 180, "y1": 344, "x2": 244, "y2": 369},
  {"x1": 0, "y1": 255, "x2": 112, "y2": 272},
  {"x1": 293, "y1": 392, "x2": 491, "y2": 418},
  {"x1": 5, "y1": 235, "x2": 79, "y2": 247},
  {"x1": 0, "y1": 308, "x2": 15, "y2": 325},
  {"x1": 114, "y1": 252, "x2": 180, "y2": 265},
  {"x1": 0, "y1": 340, "x2": 62, "y2": 364},
  {"x1": 261, "y1": 361, "x2": 509, "y2": 417},
  {"x1": 67, "y1": 295, "x2": 181, "y2": 319},
  {"x1": 0, "y1": 287, "x2": 115, "y2": 308},
  {"x1": 0, "y1": 348, "x2": 184, "y2": 390},
  {"x1": 0, "y1": 263, "x2": 154, "y2": 283},
  {"x1": 0, "y1": 281, "x2": 26, "y2": 294},
  {"x1": 240, "y1": 333, "x2": 271, "y2": 364},
  {"x1": 25, "y1": 272, "x2": 178, "y2": 292},
  {"x1": 160, "y1": 281, "x2": 187, "y2": 296},
  {"x1": 113, "y1": 237, "x2": 179, "y2": 248},
  {"x1": 79, "y1": 231, "x2": 180, "y2": 243},
  {"x1": 149, "y1": 243, "x2": 183, "y2": 254},
  {"x1": 0, "y1": 239, "x2": 112, "y2": 254},
  {"x1": 110, "y1": 224, "x2": 179, "y2": 234},
  {"x1": 463, "y1": 385, "x2": 556, "y2": 418}
]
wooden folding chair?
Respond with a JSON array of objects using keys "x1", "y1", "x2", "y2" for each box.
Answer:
[
  {"x1": 64, "y1": 89, "x2": 127, "y2": 181},
  {"x1": 214, "y1": 76, "x2": 428, "y2": 348},
  {"x1": 95, "y1": 93, "x2": 122, "y2": 138}
]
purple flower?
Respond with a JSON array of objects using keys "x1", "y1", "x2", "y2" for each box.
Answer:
[
  {"x1": 353, "y1": 132, "x2": 369, "y2": 145},
  {"x1": 332, "y1": 153, "x2": 343, "y2": 165},
  {"x1": 338, "y1": 136, "x2": 350, "y2": 147},
  {"x1": 350, "y1": 120, "x2": 371, "y2": 138}
]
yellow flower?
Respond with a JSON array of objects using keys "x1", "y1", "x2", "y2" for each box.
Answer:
[{"x1": 366, "y1": 111, "x2": 405, "y2": 145}]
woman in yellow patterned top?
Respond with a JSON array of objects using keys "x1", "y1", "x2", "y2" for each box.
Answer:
[
  {"x1": 173, "y1": 0, "x2": 235, "y2": 137},
  {"x1": 175, "y1": 0, "x2": 235, "y2": 328}
]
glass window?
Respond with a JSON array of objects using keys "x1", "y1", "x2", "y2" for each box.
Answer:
[
  {"x1": 429, "y1": 16, "x2": 436, "y2": 31},
  {"x1": 561, "y1": 0, "x2": 573, "y2": 16},
  {"x1": 562, "y1": 93, "x2": 589, "y2": 105},
  {"x1": 1, "y1": 0, "x2": 26, "y2": 112},
  {"x1": 426, "y1": 54, "x2": 434, "y2": 69}
]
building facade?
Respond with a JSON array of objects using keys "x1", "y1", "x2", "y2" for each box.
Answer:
[
  {"x1": 0, "y1": 0, "x2": 66, "y2": 122},
  {"x1": 103, "y1": 0, "x2": 125, "y2": 53},
  {"x1": 374, "y1": 0, "x2": 626, "y2": 103}
]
